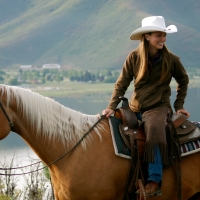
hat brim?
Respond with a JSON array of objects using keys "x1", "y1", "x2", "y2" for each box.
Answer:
[{"x1": 130, "y1": 25, "x2": 177, "y2": 40}]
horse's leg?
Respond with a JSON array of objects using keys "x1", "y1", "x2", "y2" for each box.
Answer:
[
  {"x1": 50, "y1": 174, "x2": 61, "y2": 200},
  {"x1": 51, "y1": 174, "x2": 72, "y2": 200}
]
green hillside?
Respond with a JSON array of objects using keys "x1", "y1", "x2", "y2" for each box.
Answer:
[{"x1": 0, "y1": 0, "x2": 199, "y2": 70}]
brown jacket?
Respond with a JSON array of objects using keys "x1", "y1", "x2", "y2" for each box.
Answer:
[{"x1": 108, "y1": 50, "x2": 189, "y2": 112}]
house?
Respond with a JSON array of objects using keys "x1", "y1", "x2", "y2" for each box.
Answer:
[
  {"x1": 42, "y1": 64, "x2": 61, "y2": 69},
  {"x1": 19, "y1": 65, "x2": 32, "y2": 70}
]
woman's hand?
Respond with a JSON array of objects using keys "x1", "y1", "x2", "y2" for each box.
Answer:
[
  {"x1": 102, "y1": 109, "x2": 114, "y2": 118},
  {"x1": 176, "y1": 109, "x2": 190, "y2": 117}
]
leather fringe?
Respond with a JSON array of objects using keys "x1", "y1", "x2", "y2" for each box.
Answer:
[
  {"x1": 166, "y1": 117, "x2": 182, "y2": 166},
  {"x1": 143, "y1": 144, "x2": 168, "y2": 165},
  {"x1": 143, "y1": 112, "x2": 181, "y2": 166}
]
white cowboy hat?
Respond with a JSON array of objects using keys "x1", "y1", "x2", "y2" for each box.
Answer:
[{"x1": 130, "y1": 16, "x2": 177, "y2": 40}]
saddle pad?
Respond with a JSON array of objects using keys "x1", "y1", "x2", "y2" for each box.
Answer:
[
  {"x1": 109, "y1": 117, "x2": 200, "y2": 159},
  {"x1": 181, "y1": 139, "x2": 200, "y2": 156},
  {"x1": 181, "y1": 122, "x2": 200, "y2": 157},
  {"x1": 109, "y1": 116, "x2": 131, "y2": 159}
]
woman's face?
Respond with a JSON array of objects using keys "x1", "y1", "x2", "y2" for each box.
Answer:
[{"x1": 145, "y1": 31, "x2": 166, "y2": 52}]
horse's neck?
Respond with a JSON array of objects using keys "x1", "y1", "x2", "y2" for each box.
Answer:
[
  {"x1": 12, "y1": 114, "x2": 66, "y2": 165},
  {"x1": 18, "y1": 126, "x2": 67, "y2": 165}
]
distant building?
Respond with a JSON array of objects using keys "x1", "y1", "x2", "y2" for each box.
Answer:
[
  {"x1": 42, "y1": 64, "x2": 61, "y2": 69},
  {"x1": 19, "y1": 65, "x2": 32, "y2": 70}
]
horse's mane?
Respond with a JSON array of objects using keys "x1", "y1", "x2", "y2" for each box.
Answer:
[{"x1": 0, "y1": 84, "x2": 105, "y2": 148}]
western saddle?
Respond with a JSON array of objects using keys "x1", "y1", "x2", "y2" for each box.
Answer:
[{"x1": 114, "y1": 97, "x2": 200, "y2": 200}]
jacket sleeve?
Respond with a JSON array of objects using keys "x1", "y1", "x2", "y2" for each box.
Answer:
[
  {"x1": 107, "y1": 52, "x2": 135, "y2": 110},
  {"x1": 171, "y1": 55, "x2": 189, "y2": 111}
]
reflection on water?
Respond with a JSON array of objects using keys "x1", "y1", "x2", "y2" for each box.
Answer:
[
  {"x1": 177, "y1": 87, "x2": 200, "y2": 121},
  {"x1": 197, "y1": 87, "x2": 200, "y2": 100},
  {"x1": 1, "y1": 87, "x2": 200, "y2": 150}
]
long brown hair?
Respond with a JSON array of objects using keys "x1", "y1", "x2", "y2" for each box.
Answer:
[{"x1": 134, "y1": 34, "x2": 171, "y2": 85}]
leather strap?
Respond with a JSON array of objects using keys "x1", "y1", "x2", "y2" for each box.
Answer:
[
  {"x1": 176, "y1": 160, "x2": 182, "y2": 200},
  {"x1": 138, "y1": 179, "x2": 148, "y2": 200}
]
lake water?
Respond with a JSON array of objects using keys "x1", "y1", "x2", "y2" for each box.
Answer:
[{"x1": 0, "y1": 87, "x2": 200, "y2": 150}]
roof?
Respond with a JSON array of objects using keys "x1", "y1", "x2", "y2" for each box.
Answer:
[
  {"x1": 19, "y1": 65, "x2": 32, "y2": 69},
  {"x1": 42, "y1": 64, "x2": 61, "y2": 69}
]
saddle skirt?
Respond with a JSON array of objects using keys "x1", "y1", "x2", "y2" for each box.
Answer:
[{"x1": 172, "y1": 113, "x2": 200, "y2": 143}]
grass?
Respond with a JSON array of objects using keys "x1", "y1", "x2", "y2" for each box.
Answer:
[{"x1": 31, "y1": 82, "x2": 118, "y2": 97}]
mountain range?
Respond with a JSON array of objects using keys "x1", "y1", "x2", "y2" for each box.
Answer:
[{"x1": 0, "y1": 0, "x2": 199, "y2": 70}]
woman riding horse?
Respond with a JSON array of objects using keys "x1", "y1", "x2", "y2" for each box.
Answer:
[{"x1": 102, "y1": 16, "x2": 190, "y2": 196}]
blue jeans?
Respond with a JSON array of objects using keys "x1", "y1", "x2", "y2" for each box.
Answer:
[
  {"x1": 147, "y1": 146, "x2": 163, "y2": 183},
  {"x1": 135, "y1": 113, "x2": 163, "y2": 183}
]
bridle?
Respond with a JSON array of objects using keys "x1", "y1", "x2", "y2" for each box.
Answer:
[
  {"x1": 0, "y1": 101, "x2": 14, "y2": 131},
  {"x1": 0, "y1": 101, "x2": 106, "y2": 175}
]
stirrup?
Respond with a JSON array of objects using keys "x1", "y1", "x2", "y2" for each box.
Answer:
[
  {"x1": 136, "y1": 189, "x2": 162, "y2": 196},
  {"x1": 135, "y1": 183, "x2": 162, "y2": 196},
  {"x1": 135, "y1": 179, "x2": 147, "y2": 199},
  {"x1": 147, "y1": 189, "x2": 162, "y2": 196}
]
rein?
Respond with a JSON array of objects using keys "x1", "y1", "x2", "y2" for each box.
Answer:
[{"x1": 0, "y1": 102, "x2": 106, "y2": 175}]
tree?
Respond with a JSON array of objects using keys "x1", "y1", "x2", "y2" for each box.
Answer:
[
  {"x1": 106, "y1": 70, "x2": 112, "y2": 76},
  {"x1": 8, "y1": 78, "x2": 19, "y2": 86},
  {"x1": 103, "y1": 76, "x2": 116, "y2": 83},
  {"x1": 68, "y1": 69, "x2": 76, "y2": 76},
  {"x1": 21, "y1": 71, "x2": 28, "y2": 81},
  {"x1": 18, "y1": 69, "x2": 23, "y2": 76},
  {"x1": 45, "y1": 74, "x2": 53, "y2": 82},
  {"x1": 83, "y1": 70, "x2": 92, "y2": 82},
  {"x1": 32, "y1": 70, "x2": 40, "y2": 80},
  {"x1": 0, "y1": 75, "x2": 4, "y2": 82},
  {"x1": 0, "y1": 70, "x2": 6, "y2": 75},
  {"x1": 70, "y1": 76, "x2": 75, "y2": 81},
  {"x1": 41, "y1": 77, "x2": 46, "y2": 84},
  {"x1": 54, "y1": 73, "x2": 63, "y2": 82}
]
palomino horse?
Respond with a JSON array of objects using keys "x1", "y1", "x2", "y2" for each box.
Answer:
[{"x1": 0, "y1": 84, "x2": 200, "y2": 200}]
